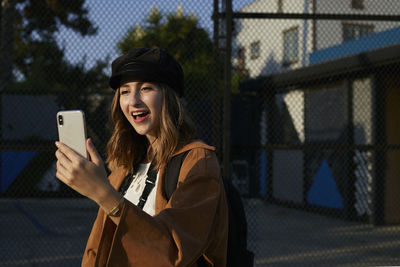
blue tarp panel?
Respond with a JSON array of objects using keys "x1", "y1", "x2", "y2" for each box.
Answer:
[
  {"x1": 1, "y1": 151, "x2": 38, "y2": 193},
  {"x1": 310, "y1": 26, "x2": 400, "y2": 64},
  {"x1": 259, "y1": 150, "x2": 267, "y2": 197},
  {"x1": 306, "y1": 159, "x2": 344, "y2": 209}
]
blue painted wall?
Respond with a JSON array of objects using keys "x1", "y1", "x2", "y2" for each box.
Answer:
[
  {"x1": 307, "y1": 159, "x2": 344, "y2": 209},
  {"x1": 1, "y1": 151, "x2": 37, "y2": 193}
]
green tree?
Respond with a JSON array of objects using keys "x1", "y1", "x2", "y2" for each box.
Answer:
[
  {"x1": 7, "y1": 0, "x2": 111, "y2": 149},
  {"x1": 12, "y1": 0, "x2": 97, "y2": 79},
  {"x1": 0, "y1": 0, "x2": 111, "y2": 196},
  {"x1": 1, "y1": 0, "x2": 110, "y2": 96},
  {"x1": 117, "y1": 5, "x2": 215, "y2": 97}
]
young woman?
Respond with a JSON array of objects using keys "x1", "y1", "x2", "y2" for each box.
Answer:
[{"x1": 55, "y1": 47, "x2": 228, "y2": 266}]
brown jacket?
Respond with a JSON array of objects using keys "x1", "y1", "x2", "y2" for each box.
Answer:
[{"x1": 81, "y1": 141, "x2": 228, "y2": 266}]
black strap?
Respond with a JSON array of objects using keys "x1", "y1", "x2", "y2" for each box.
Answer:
[
  {"x1": 119, "y1": 172, "x2": 134, "y2": 196},
  {"x1": 137, "y1": 163, "x2": 158, "y2": 209},
  {"x1": 119, "y1": 162, "x2": 158, "y2": 210},
  {"x1": 120, "y1": 150, "x2": 190, "y2": 204},
  {"x1": 164, "y1": 150, "x2": 208, "y2": 266},
  {"x1": 119, "y1": 161, "x2": 142, "y2": 196},
  {"x1": 164, "y1": 151, "x2": 190, "y2": 200}
]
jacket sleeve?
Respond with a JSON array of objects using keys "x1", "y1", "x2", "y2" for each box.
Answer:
[{"x1": 107, "y1": 148, "x2": 225, "y2": 266}]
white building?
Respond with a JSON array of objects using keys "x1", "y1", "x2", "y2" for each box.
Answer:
[
  {"x1": 234, "y1": 0, "x2": 400, "y2": 78},
  {"x1": 232, "y1": 0, "x2": 400, "y2": 215}
]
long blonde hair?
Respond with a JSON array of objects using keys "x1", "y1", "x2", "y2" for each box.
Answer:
[{"x1": 106, "y1": 84, "x2": 197, "y2": 171}]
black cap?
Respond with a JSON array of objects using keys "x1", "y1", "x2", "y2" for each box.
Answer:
[{"x1": 109, "y1": 47, "x2": 184, "y2": 97}]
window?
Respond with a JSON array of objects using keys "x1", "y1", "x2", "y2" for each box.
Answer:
[
  {"x1": 250, "y1": 41, "x2": 260, "y2": 60},
  {"x1": 343, "y1": 23, "x2": 373, "y2": 42},
  {"x1": 351, "y1": 0, "x2": 364, "y2": 9},
  {"x1": 283, "y1": 27, "x2": 299, "y2": 65}
]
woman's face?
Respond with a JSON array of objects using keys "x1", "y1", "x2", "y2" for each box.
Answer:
[{"x1": 119, "y1": 81, "x2": 163, "y2": 142}]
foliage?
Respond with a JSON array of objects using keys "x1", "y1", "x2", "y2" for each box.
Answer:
[
  {"x1": 2, "y1": 0, "x2": 112, "y2": 162},
  {"x1": 13, "y1": 0, "x2": 97, "y2": 79},
  {"x1": 232, "y1": 68, "x2": 249, "y2": 94},
  {"x1": 117, "y1": 5, "x2": 215, "y2": 96},
  {"x1": 9, "y1": 0, "x2": 110, "y2": 97}
]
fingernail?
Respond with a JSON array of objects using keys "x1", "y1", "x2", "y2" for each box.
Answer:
[{"x1": 55, "y1": 141, "x2": 60, "y2": 147}]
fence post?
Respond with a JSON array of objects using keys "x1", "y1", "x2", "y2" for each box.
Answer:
[
  {"x1": 0, "y1": 0, "x2": 14, "y2": 92},
  {"x1": 0, "y1": 0, "x2": 16, "y2": 197},
  {"x1": 222, "y1": 0, "x2": 232, "y2": 181},
  {"x1": 371, "y1": 74, "x2": 385, "y2": 225},
  {"x1": 212, "y1": 0, "x2": 222, "y2": 160},
  {"x1": 345, "y1": 79, "x2": 357, "y2": 220}
]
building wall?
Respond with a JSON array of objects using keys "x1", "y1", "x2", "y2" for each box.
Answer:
[
  {"x1": 314, "y1": 0, "x2": 400, "y2": 50},
  {"x1": 235, "y1": 0, "x2": 314, "y2": 77},
  {"x1": 234, "y1": 0, "x2": 400, "y2": 78}
]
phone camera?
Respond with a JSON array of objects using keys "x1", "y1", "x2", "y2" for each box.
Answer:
[{"x1": 58, "y1": 115, "x2": 64, "y2": 126}]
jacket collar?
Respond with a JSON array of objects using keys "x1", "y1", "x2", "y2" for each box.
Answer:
[{"x1": 171, "y1": 140, "x2": 215, "y2": 157}]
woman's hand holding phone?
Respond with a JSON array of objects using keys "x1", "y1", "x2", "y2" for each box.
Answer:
[{"x1": 55, "y1": 139, "x2": 117, "y2": 205}]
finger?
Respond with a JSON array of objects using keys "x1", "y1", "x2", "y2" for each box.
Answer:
[
  {"x1": 56, "y1": 159, "x2": 69, "y2": 179},
  {"x1": 55, "y1": 141, "x2": 82, "y2": 161},
  {"x1": 55, "y1": 164, "x2": 69, "y2": 184},
  {"x1": 55, "y1": 149, "x2": 72, "y2": 168},
  {"x1": 87, "y1": 138, "x2": 103, "y2": 166}
]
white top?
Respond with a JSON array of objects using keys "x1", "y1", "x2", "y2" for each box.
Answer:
[{"x1": 123, "y1": 163, "x2": 159, "y2": 216}]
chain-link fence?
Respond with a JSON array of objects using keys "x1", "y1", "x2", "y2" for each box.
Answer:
[
  {"x1": 226, "y1": 0, "x2": 400, "y2": 266},
  {"x1": 2, "y1": 0, "x2": 400, "y2": 266}
]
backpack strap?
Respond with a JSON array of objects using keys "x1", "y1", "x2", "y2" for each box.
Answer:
[
  {"x1": 119, "y1": 172, "x2": 134, "y2": 196},
  {"x1": 118, "y1": 160, "x2": 142, "y2": 196},
  {"x1": 164, "y1": 151, "x2": 190, "y2": 200},
  {"x1": 137, "y1": 163, "x2": 158, "y2": 209},
  {"x1": 164, "y1": 150, "x2": 209, "y2": 266}
]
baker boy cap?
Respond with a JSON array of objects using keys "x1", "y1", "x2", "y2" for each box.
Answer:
[{"x1": 109, "y1": 47, "x2": 185, "y2": 97}]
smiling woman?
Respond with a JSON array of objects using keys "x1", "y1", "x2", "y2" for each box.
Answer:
[
  {"x1": 54, "y1": 47, "x2": 228, "y2": 267},
  {"x1": 118, "y1": 81, "x2": 163, "y2": 140}
]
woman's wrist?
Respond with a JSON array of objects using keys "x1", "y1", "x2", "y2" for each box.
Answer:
[
  {"x1": 96, "y1": 186, "x2": 123, "y2": 215},
  {"x1": 107, "y1": 197, "x2": 125, "y2": 217}
]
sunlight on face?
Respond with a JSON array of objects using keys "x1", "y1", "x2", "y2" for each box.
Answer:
[{"x1": 119, "y1": 81, "x2": 162, "y2": 142}]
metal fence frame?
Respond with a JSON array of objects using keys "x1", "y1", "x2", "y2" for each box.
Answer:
[{"x1": 213, "y1": 0, "x2": 400, "y2": 225}]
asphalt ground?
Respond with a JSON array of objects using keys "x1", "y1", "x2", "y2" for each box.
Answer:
[
  {"x1": 1, "y1": 198, "x2": 400, "y2": 266},
  {"x1": 0, "y1": 199, "x2": 97, "y2": 267},
  {"x1": 245, "y1": 199, "x2": 400, "y2": 267}
]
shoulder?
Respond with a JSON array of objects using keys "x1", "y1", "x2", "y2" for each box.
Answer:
[
  {"x1": 175, "y1": 141, "x2": 220, "y2": 179},
  {"x1": 172, "y1": 140, "x2": 215, "y2": 157}
]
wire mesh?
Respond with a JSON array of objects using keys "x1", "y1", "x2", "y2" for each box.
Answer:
[
  {"x1": 2, "y1": 0, "x2": 400, "y2": 266},
  {"x1": 230, "y1": 0, "x2": 400, "y2": 266}
]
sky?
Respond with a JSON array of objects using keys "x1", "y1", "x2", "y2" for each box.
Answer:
[{"x1": 57, "y1": 0, "x2": 254, "y2": 70}]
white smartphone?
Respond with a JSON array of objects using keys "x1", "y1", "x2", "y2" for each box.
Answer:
[{"x1": 57, "y1": 110, "x2": 88, "y2": 159}]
